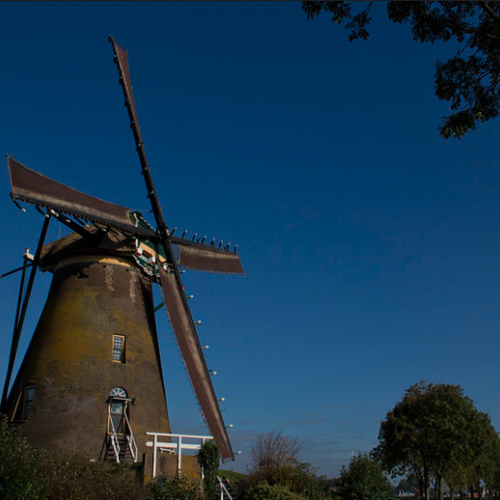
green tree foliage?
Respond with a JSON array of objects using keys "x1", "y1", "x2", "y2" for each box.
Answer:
[
  {"x1": 373, "y1": 381, "x2": 500, "y2": 500},
  {"x1": 486, "y1": 444, "x2": 500, "y2": 499},
  {"x1": 460, "y1": 410, "x2": 500, "y2": 499},
  {"x1": 336, "y1": 452, "x2": 392, "y2": 500},
  {"x1": 196, "y1": 440, "x2": 221, "y2": 500},
  {"x1": 302, "y1": 1, "x2": 500, "y2": 139}
]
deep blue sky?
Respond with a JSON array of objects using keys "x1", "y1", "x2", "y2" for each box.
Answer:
[{"x1": 1, "y1": 2, "x2": 500, "y2": 477}]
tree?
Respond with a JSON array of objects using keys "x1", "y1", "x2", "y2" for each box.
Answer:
[
  {"x1": 336, "y1": 452, "x2": 392, "y2": 500},
  {"x1": 196, "y1": 440, "x2": 220, "y2": 500},
  {"x1": 250, "y1": 427, "x2": 303, "y2": 471},
  {"x1": 373, "y1": 381, "x2": 499, "y2": 500},
  {"x1": 485, "y1": 443, "x2": 500, "y2": 499},
  {"x1": 302, "y1": 1, "x2": 500, "y2": 139},
  {"x1": 458, "y1": 411, "x2": 500, "y2": 500}
]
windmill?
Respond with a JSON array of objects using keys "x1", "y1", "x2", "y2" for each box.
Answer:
[{"x1": 1, "y1": 37, "x2": 244, "y2": 467}]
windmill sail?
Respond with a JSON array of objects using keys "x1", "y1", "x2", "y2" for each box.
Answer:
[
  {"x1": 109, "y1": 36, "x2": 237, "y2": 461},
  {"x1": 7, "y1": 156, "x2": 155, "y2": 239},
  {"x1": 111, "y1": 37, "x2": 143, "y2": 145},
  {"x1": 176, "y1": 242, "x2": 244, "y2": 275},
  {"x1": 158, "y1": 270, "x2": 234, "y2": 460},
  {"x1": 8, "y1": 156, "x2": 244, "y2": 275}
]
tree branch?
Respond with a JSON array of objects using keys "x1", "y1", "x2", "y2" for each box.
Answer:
[{"x1": 478, "y1": 1, "x2": 500, "y2": 25}]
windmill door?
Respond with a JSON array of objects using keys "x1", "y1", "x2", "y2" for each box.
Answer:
[
  {"x1": 109, "y1": 399, "x2": 127, "y2": 434},
  {"x1": 108, "y1": 387, "x2": 129, "y2": 435}
]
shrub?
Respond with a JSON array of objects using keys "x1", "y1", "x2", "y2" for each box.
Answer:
[
  {"x1": 0, "y1": 413, "x2": 147, "y2": 500},
  {"x1": 336, "y1": 452, "x2": 392, "y2": 500},
  {"x1": 197, "y1": 440, "x2": 221, "y2": 500},
  {"x1": 244, "y1": 480, "x2": 309, "y2": 500},
  {"x1": 0, "y1": 413, "x2": 47, "y2": 500},
  {"x1": 149, "y1": 474, "x2": 203, "y2": 500},
  {"x1": 42, "y1": 454, "x2": 147, "y2": 500}
]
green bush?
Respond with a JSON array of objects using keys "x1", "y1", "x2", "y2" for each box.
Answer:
[
  {"x1": 336, "y1": 453, "x2": 392, "y2": 500},
  {"x1": 42, "y1": 454, "x2": 147, "y2": 500},
  {"x1": 0, "y1": 413, "x2": 47, "y2": 500},
  {"x1": 239, "y1": 461, "x2": 326, "y2": 500},
  {"x1": 0, "y1": 413, "x2": 147, "y2": 500},
  {"x1": 149, "y1": 474, "x2": 203, "y2": 500},
  {"x1": 0, "y1": 414, "x2": 265, "y2": 500},
  {"x1": 244, "y1": 480, "x2": 310, "y2": 500}
]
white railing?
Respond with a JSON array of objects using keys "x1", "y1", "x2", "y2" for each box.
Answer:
[
  {"x1": 146, "y1": 432, "x2": 213, "y2": 477},
  {"x1": 218, "y1": 476, "x2": 234, "y2": 500},
  {"x1": 124, "y1": 412, "x2": 138, "y2": 462},
  {"x1": 108, "y1": 416, "x2": 121, "y2": 463}
]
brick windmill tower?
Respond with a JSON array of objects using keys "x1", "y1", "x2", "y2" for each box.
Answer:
[{"x1": 1, "y1": 37, "x2": 244, "y2": 467}]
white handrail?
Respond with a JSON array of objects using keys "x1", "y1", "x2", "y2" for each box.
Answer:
[
  {"x1": 108, "y1": 413, "x2": 121, "y2": 463},
  {"x1": 146, "y1": 432, "x2": 213, "y2": 477},
  {"x1": 124, "y1": 411, "x2": 138, "y2": 462},
  {"x1": 217, "y1": 476, "x2": 234, "y2": 500},
  {"x1": 147, "y1": 432, "x2": 213, "y2": 439}
]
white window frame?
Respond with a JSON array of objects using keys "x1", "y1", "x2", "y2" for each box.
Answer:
[{"x1": 112, "y1": 334, "x2": 125, "y2": 363}]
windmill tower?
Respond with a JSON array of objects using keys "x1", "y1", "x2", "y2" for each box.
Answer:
[{"x1": 1, "y1": 37, "x2": 244, "y2": 468}]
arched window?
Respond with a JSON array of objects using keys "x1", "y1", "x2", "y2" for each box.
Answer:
[{"x1": 109, "y1": 387, "x2": 127, "y2": 398}]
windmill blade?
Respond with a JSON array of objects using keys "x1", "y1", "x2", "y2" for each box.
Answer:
[
  {"x1": 109, "y1": 36, "x2": 168, "y2": 234},
  {"x1": 158, "y1": 269, "x2": 234, "y2": 461},
  {"x1": 7, "y1": 156, "x2": 156, "y2": 239},
  {"x1": 110, "y1": 37, "x2": 236, "y2": 458},
  {"x1": 110, "y1": 36, "x2": 143, "y2": 145},
  {"x1": 173, "y1": 238, "x2": 244, "y2": 275}
]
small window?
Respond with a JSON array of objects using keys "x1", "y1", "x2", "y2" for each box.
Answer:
[
  {"x1": 12, "y1": 384, "x2": 35, "y2": 422},
  {"x1": 112, "y1": 335, "x2": 125, "y2": 363},
  {"x1": 23, "y1": 386, "x2": 35, "y2": 420}
]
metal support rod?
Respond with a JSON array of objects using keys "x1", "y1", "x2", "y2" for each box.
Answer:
[
  {"x1": 0, "y1": 262, "x2": 33, "y2": 281},
  {"x1": 1, "y1": 257, "x2": 28, "y2": 411},
  {"x1": 12, "y1": 260, "x2": 28, "y2": 348},
  {"x1": 48, "y1": 209, "x2": 95, "y2": 241},
  {"x1": 0, "y1": 215, "x2": 51, "y2": 412},
  {"x1": 154, "y1": 302, "x2": 165, "y2": 313}
]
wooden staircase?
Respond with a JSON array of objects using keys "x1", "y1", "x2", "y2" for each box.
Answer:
[{"x1": 104, "y1": 435, "x2": 135, "y2": 463}]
